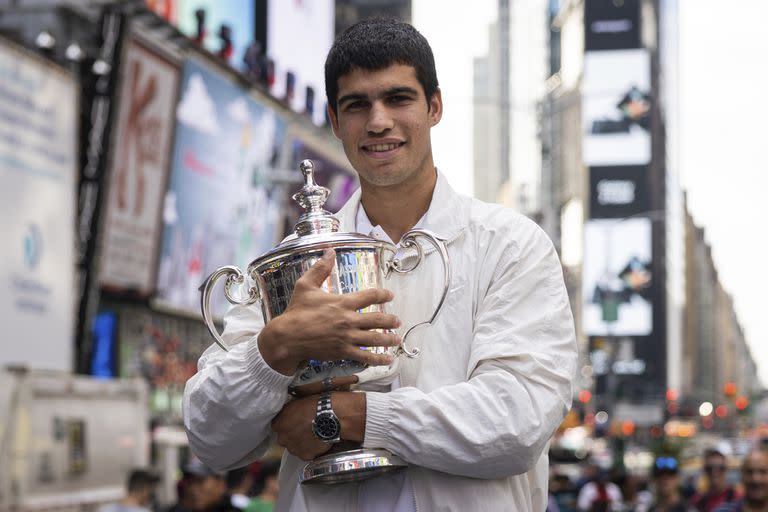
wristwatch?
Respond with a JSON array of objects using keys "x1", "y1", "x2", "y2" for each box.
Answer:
[{"x1": 311, "y1": 392, "x2": 341, "y2": 444}]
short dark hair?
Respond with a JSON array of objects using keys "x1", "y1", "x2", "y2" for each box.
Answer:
[
  {"x1": 325, "y1": 17, "x2": 439, "y2": 114},
  {"x1": 704, "y1": 448, "x2": 725, "y2": 460},
  {"x1": 226, "y1": 467, "x2": 250, "y2": 489},
  {"x1": 127, "y1": 469, "x2": 159, "y2": 494}
]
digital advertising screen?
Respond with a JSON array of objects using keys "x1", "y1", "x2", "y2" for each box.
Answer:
[
  {"x1": 155, "y1": 58, "x2": 287, "y2": 315},
  {"x1": 584, "y1": 0, "x2": 641, "y2": 51},
  {"x1": 268, "y1": 0, "x2": 334, "y2": 125},
  {"x1": 0, "y1": 38, "x2": 78, "y2": 371},
  {"x1": 582, "y1": 49, "x2": 650, "y2": 166},
  {"x1": 99, "y1": 38, "x2": 180, "y2": 296},
  {"x1": 582, "y1": 218, "x2": 653, "y2": 336},
  {"x1": 146, "y1": 0, "x2": 255, "y2": 73},
  {"x1": 588, "y1": 165, "x2": 648, "y2": 219}
]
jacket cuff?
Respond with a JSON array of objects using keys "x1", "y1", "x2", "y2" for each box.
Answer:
[
  {"x1": 362, "y1": 391, "x2": 392, "y2": 448},
  {"x1": 244, "y1": 338, "x2": 294, "y2": 391}
]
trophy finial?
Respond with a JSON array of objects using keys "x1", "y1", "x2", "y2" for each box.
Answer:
[
  {"x1": 300, "y1": 159, "x2": 315, "y2": 185},
  {"x1": 292, "y1": 159, "x2": 340, "y2": 236}
]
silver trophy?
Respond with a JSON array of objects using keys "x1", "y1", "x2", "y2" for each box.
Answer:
[{"x1": 200, "y1": 160, "x2": 451, "y2": 484}]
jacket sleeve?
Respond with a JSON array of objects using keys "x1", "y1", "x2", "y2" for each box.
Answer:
[
  {"x1": 182, "y1": 304, "x2": 293, "y2": 471},
  {"x1": 362, "y1": 221, "x2": 577, "y2": 479}
]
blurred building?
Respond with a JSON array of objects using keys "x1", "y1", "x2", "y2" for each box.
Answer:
[
  {"x1": 472, "y1": 0, "x2": 547, "y2": 212},
  {"x1": 683, "y1": 199, "x2": 760, "y2": 413}
]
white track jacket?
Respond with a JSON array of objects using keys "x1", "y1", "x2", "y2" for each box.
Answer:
[{"x1": 183, "y1": 171, "x2": 578, "y2": 511}]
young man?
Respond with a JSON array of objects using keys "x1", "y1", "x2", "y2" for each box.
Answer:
[
  {"x1": 693, "y1": 449, "x2": 739, "y2": 512},
  {"x1": 184, "y1": 18, "x2": 577, "y2": 510},
  {"x1": 715, "y1": 450, "x2": 768, "y2": 512},
  {"x1": 98, "y1": 469, "x2": 159, "y2": 512},
  {"x1": 648, "y1": 457, "x2": 695, "y2": 512}
]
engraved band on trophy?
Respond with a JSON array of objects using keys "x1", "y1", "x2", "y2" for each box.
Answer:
[{"x1": 200, "y1": 160, "x2": 451, "y2": 485}]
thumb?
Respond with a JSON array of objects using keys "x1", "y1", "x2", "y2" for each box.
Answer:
[{"x1": 300, "y1": 248, "x2": 336, "y2": 288}]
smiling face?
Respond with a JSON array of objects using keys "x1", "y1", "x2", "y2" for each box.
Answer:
[
  {"x1": 743, "y1": 451, "x2": 768, "y2": 506},
  {"x1": 328, "y1": 64, "x2": 442, "y2": 191}
]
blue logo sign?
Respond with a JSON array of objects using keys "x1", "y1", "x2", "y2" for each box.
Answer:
[{"x1": 23, "y1": 224, "x2": 42, "y2": 270}]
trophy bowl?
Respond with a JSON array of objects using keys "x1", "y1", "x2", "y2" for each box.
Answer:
[{"x1": 200, "y1": 160, "x2": 451, "y2": 484}]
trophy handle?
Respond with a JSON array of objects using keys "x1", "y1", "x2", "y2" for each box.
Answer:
[
  {"x1": 199, "y1": 265, "x2": 260, "y2": 352},
  {"x1": 385, "y1": 229, "x2": 452, "y2": 358}
]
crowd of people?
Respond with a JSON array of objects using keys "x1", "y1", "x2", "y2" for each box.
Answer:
[
  {"x1": 548, "y1": 448, "x2": 768, "y2": 512},
  {"x1": 100, "y1": 458, "x2": 281, "y2": 512}
]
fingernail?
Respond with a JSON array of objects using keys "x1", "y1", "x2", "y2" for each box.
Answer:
[
  {"x1": 394, "y1": 317, "x2": 402, "y2": 327},
  {"x1": 383, "y1": 355, "x2": 394, "y2": 365},
  {"x1": 323, "y1": 248, "x2": 335, "y2": 259},
  {"x1": 394, "y1": 335, "x2": 402, "y2": 345}
]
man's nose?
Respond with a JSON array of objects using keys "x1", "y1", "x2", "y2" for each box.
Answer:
[{"x1": 366, "y1": 101, "x2": 393, "y2": 134}]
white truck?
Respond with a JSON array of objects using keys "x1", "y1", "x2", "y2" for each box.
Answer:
[{"x1": 0, "y1": 368, "x2": 150, "y2": 512}]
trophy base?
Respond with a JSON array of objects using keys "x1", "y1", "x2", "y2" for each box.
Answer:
[{"x1": 299, "y1": 448, "x2": 407, "y2": 485}]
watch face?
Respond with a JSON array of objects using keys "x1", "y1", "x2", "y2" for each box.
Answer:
[{"x1": 313, "y1": 413, "x2": 340, "y2": 441}]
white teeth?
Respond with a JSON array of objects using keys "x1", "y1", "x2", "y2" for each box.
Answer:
[{"x1": 367, "y1": 143, "x2": 399, "y2": 151}]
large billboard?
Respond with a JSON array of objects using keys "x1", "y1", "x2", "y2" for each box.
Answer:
[
  {"x1": 268, "y1": 0, "x2": 334, "y2": 125},
  {"x1": 0, "y1": 39, "x2": 78, "y2": 370},
  {"x1": 99, "y1": 39, "x2": 180, "y2": 296},
  {"x1": 155, "y1": 58, "x2": 287, "y2": 315},
  {"x1": 582, "y1": 49, "x2": 650, "y2": 166},
  {"x1": 582, "y1": 218, "x2": 652, "y2": 336}
]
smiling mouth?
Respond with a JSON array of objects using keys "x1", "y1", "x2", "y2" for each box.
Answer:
[{"x1": 362, "y1": 142, "x2": 405, "y2": 152}]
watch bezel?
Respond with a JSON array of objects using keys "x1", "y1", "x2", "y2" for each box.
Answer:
[{"x1": 312, "y1": 411, "x2": 341, "y2": 443}]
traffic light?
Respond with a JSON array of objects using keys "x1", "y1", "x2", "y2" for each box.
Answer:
[
  {"x1": 724, "y1": 382, "x2": 737, "y2": 397},
  {"x1": 735, "y1": 396, "x2": 749, "y2": 412}
]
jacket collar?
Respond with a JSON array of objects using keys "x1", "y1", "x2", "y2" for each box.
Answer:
[{"x1": 335, "y1": 169, "x2": 468, "y2": 242}]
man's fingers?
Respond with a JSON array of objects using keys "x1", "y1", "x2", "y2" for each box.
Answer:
[
  {"x1": 298, "y1": 249, "x2": 336, "y2": 288},
  {"x1": 345, "y1": 345, "x2": 395, "y2": 367},
  {"x1": 349, "y1": 329, "x2": 402, "y2": 348},
  {"x1": 342, "y1": 287, "x2": 394, "y2": 310},
  {"x1": 352, "y1": 312, "x2": 401, "y2": 330}
]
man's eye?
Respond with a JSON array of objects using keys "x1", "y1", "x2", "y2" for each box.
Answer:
[
  {"x1": 389, "y1": 95, "x2": 410, "y2": 103},
  {"x1": 345, "y1": 101, "x2": 366, "y2": 110}
]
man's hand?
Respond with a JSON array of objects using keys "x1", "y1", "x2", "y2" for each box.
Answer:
[
  {"x1": 258, "y1": 248, "x2": 402, "y2": 376},
  {"x1": 271, "y1": 392, "x2": 366, "y2": 461}
]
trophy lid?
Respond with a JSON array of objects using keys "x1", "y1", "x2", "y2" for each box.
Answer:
[{"x1": 292, "y1": 159, "x2": 341, "y2": 236}]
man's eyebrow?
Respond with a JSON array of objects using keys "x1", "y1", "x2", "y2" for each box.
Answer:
[
  {"x1": 337, "y1": 92, "x2": 368, "y2": 106},
  {"x1": 383, "y1": 86, "x2": 419, "y2": 96},
  {"x1": 338, "y1": 86, "x2": 420, "y2": 106}
]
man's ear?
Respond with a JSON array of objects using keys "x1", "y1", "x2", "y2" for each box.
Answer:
[
  {"x1": 428, "y1": 87, "x2": 443, "y2": 127},
  {"x1": 327, "y1": 104, "x2": 341, "y2": 139}
]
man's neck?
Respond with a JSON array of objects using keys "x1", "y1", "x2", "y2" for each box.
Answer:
[
  {"x1": 658, "y1": 492, "x2": 681, "y2": 507},
  {"x1": 121, "y1": 495, "x2": 143, "y2": 508},
  {"x1": 359, "y1": 167, "x2": 437, "y2": 243}
]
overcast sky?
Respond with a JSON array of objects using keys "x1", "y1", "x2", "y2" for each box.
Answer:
[{"x1": 677, "y1": 1, "x2": 768, "y2": 384}]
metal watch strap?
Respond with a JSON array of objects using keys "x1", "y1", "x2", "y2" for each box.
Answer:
[{"x1": 317, "y1": 392, "x2": 333, "y2": 414}]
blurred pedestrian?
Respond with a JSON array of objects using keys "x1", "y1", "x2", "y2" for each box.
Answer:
[
  {"x1": 714, "y1": 449, "x2": 768, "y2": 512},
  {"x1": 577, "y1": 465, "x2": 622, "y2": 511},
  {"x1": 616, "y1": 472, "x2": 653, "y2": 511},
  {"x1": 226, "y1": 467, "x2": 253, "y2": 511},
  {"x1": 647, "y1": 456, "x2": 694, "y2": 512},
  {"x1": 182, "y1": 460, "x2": 237, "y2": 512},
  {"x1": 692, "y1": 449, "x2": 738, "y2": 512},
  {"x1": 244, "y1": 460, "x2": 280, "y2": 512},
  {"x1": 552, "y1": 472, "x2": 579, "y2": 512},
  {"x1": 98, "y1": 469, "x2": 160, "y2": 512}
]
